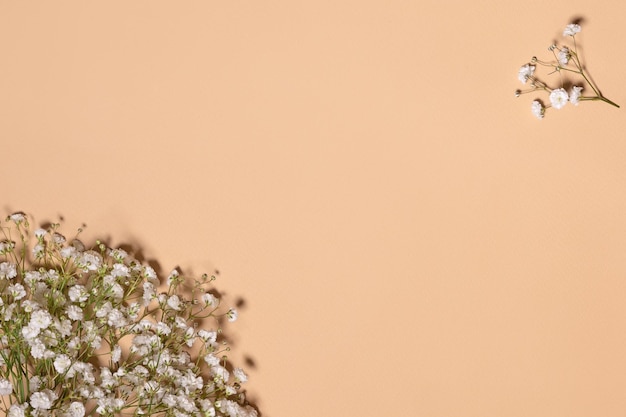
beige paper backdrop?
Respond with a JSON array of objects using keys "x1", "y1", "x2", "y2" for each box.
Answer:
[{"x1": 2, "y1": 1, "x2": 626, "y2": 416}]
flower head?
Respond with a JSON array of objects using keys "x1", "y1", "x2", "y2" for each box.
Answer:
[
  {"x1": 549, "y1": 88, "x2": 569, "y2": 109},
  {"x1": 531, "y1": 100, "x2": 545, "y2": 119},
  {"x1": 569, "y1": 86, "x2": 583, "y2": 105},
  {"x1": 563, "y1": 23, "x2": 581, "y2": 36},
  {"x1": 518, "y1": 64, "x2": 535, "y2": 84},
  {"x1": 558, "y1": 46, "x2": 571, "y2": 65}
]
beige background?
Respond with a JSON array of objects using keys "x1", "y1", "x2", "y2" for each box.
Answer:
[{"x1": 2, "y1": 1, "x2": 626, "y2": 416}]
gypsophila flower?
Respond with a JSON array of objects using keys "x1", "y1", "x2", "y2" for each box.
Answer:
[
  {"x1": 8, "y1": 212, "x2": 26, "y2": 224},
  {"x1": 0, "y1": 213, "x2": 258, "y2": 417},
  {"x1": 0, "y1": 262, "x2": 17, "y2": 279},
  {"x1": 570, "y1": 86, "x2": 583, "y2": 105},
  {"x1": 549, "y1": 88, "x2": 569, "y2": 109},
  {"x1": 8, "y1": 283, "x2": 26, "y2": 300},
  {"x1": 558, "y1": 46, "x2": 571, "y2": 65},
  {"x1": 227, "y1": 308, "x2": 238, "y2": 322},
  {"x1": 563, "y1": 23, "x2": 581, "y2": 36},
  {"x1": 0, "y1": 378, "x2": 13, "y2": 395},
  {"x1": 531, "y1": 100, "x2": 545, "y2": 119},
  {"x1": 234, "y1": 367, "x2": 248, "y2": 383},
  {"x1": 30, "y1": 389, "x2": 58, "y2": 410},
  {"x1": 7, "y1": 404, "x2": 27, "y2": 417},
  {"x1": 518, "y1": 64, "x2": 535, "y2": 84}
]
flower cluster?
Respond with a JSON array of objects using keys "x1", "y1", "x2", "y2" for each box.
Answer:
[
  {"x1": 0, "y1": 213, "x2": 257, "y2": 417},
  {"x1": 516, "y1": 22, "x2": 619, "y2": 119}
]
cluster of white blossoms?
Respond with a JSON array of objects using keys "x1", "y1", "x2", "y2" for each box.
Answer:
[
  {"x1": 516, "y1": 22, "x2": 619, "y2": 119},
  {"x1": 0, "y1": 213, "x2": 257, "y2": 417}
]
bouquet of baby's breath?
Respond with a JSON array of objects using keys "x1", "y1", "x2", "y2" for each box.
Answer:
[{"x1": 0, "y1": 213, "x2": 257, "y2": 417}]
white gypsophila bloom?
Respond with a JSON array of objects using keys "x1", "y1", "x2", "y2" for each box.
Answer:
[
  {"x1": 54, "y1": 354, "x2": 72, "y2": 373},
  {"x1": 30, "y1": 389, "x2": 58, "y2": 410},
  {"x1": 8, "y1": 283, "x2": 27, "y2": 300},
  {"x1": 34, "y1": 228, "x2": 47, "y2": 238},
  {"x1": 22, "y1": 324, "x2": 41, "y2": 340},
  {"x1": 227, "y1": 308, "x2": 238, "y2": 322},
  {"x1": 75, "y1": 251, "x2": 102, "y2": 271},
  {"x1": 32, "y1": 243, "x2": 45, "y2": 258},
  {"x1": 111, "y1": 263, "x2": 130, "y2": 278},
  {"x1": 53, "y1": 232, "x2": 66, "y2": 244},
  {"x1": 107, "y1": 308, "x2": 127, "y2": 327},
  {"x1": 518, "y1": 64, "x2": 535, "y2": 84},
  {"x1": 143, "y1": 265, "x2": 158, "y2": 281},
  {"x1": 167, "y1": 294, "x2": 182, "y2": 310},
  {"x1": 28, "y1": 338, "x2": 48, "y2": 359},
  {"x1": 112, "y1": 344, "x2": 122, "y2": 363},
  {"x1": 109, "y1": 248, "x2": 128, "y2": 261},
  {"x1": 60, "y1": 246, "x2": 77, "y2": 259},
  {"x1": 66, "y1": 305, "x2": 83, "y2": 321},
  {"x1": 8, "y1": 403, "x2": 27, "y2": 417},
  {"x1": 233, "y1": 368, "x2": 248, "y2": 383},
  {"x1": 96, "y1": 301, "x2": 112, "y2": 318},
  {"x1": 198, "y1": 329, "x2": 217, "y2": 344},
  {"x1": 65, "y1": 402, "x2": 86, "y2": 417},
  {"x1": 30, "y1": 309, "x2": 53, "y2": 330},
  {"x1": 531, "y1": 100, "x2": 544, "y2": 119},
  {"x1": 142, "y1": 282, "x2": 156, "y2": 306},
  {"x1": 109, "y1": 282, "x2": 124, "y2": 301},
  {"x1": 549, "y1": 88, "x2": 569, "y2": 109},
  {"x1": 24, "y1": 271, "x2": 43, "y2": 287},
  {"x1": 0, "y1": 378, "x2": 13, "y2": 395},
  {"x1": 167, "y1": 269, "x2": 179, "y2": 285},
  {"x1": 202, "y1": 293, "x2": 218, "y2": 307},
  {"x1": 96, "y1": 398, "x2": 125, "y2": 414},
  {"x1": 558, "y1": 46, "x2": 570, "y2": 65},
  {"x1": 563, "y1": 23, "x2": 581, "y2": 36},
  {"x1": 4, "y1": 303, "x2": 16, "y2": 321},
  {"x1": 68, "y1": 285, "x2": 88, "y2": 303},
  {"x1": 9, "y1": 213, "x2": 26, "y2": 223},
  {"x1": 570, "y1": 86, "x2": 583, "y2": 105},
  {"x1": 0, "y1": 262, "x2": 17, "y2": 279},
  {"x1": 54, "y1": 319, "x2": 73, "y2": 337},
  {"x1": 29, "y1": 376, "x2": 42, "y2": 392}
]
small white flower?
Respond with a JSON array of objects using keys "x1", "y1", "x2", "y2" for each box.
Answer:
[
  {"x1": 66, "y1": 402, "x2": 86, "y2": 417},
  {"x1": 30, "y1": 389, "x2": 58, "y2": 410},
  {"x1": 0, "y1": 378, "x2": 13, "y2": 395},
  {"x1": 531, "y1": 100, "x2": 545, "y2": 119},
  {"x1": 54, "y1": 354, "x2": 72, "y2": 373},
  {"x1": 558, "y1": 46, "x2": 571, "y2": 65},
  {"x1": 233, "y1": 367, "x2": 248, "y2": 383},
  {"x1": 68, "y1": 285, "x2": 88, "y2": 303},
  {"x1": 66, "y1": 305, "x2": 83, "y2": 321},
  {"x1": 8, "y1": 283, "x2": 26, "y2": 300},
  {"x1": 518, "y1": 64, "x2": 535, "y2": 84},
  {"x1": 34, "y1": 228, "x2": 47, "y2": 238},
  {"x1": 549, "y1": 87, "x2": 569, "y2": 109},
  {"x1": 563, "y1": 23, "x2": 581, "y2": 36},
  {"x1": 202, "y1": 293, "x2": 218, "y2": 307},
  {"x1": 29, "y1": 376, "x2": 42, "y2": 392},
  {"x1": 30, "y1": 309, "x2": 53, "y2": 330},
  {"x1": 112, "y1": 344, "x2": 122, "y2": 363},
  {"x1": 0, "y1": 262, "x2": 17, "y2": 279},
  {"x1": 570, "y1": 86, "x2": 583, "y2": 105},
  {"x1": 8, "y1": 404, "x2": 27, "y2": 417},
  {"x1": 167, "y1": 294, "x2": 182, "y2": 311},
  {"x1": 8, "y1": 213, "x2": 26, "y2": 224},
  {"x1": 227, "y1": 308, "x2": 238, "y2": 322}
]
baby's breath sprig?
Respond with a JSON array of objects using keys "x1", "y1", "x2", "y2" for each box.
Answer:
[
  {"x1": 0, "y1": 212, "x2": 257, "y2": 417},
  {"x1": 516, "y1": 22, "x2": 619, "y2": 119}
]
